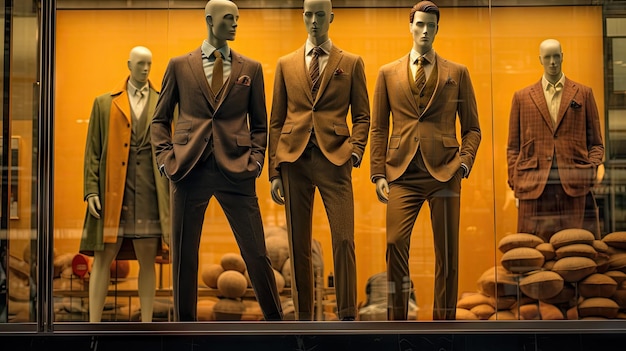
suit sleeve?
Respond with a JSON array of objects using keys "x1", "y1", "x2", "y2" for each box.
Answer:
[
  {"x1": 248, "y1": 62, "x2": 268, "y2": 168},
  {"x1": 348, "y1": 56, "x2": 370, "y2": 161},
  {"x1": 268, "y1": 60, "x2": 288, "y2": 181},
  {"x1": 151, "y1": 58, "x2": 178, "y2": 169},
  {"x1": 369, "y1": 68, "x2": 391, "y2": 182},
  {"x1": 507, "y1": 91, "x2": 521, "y2": 190},
  {"x1": 584, "y1": 87, "x2": 604, "y2": 167},
  {"x1": 457, "y1": 66, "x2": 481, "y2": 176},
  {"x1": 84, "y1": 96, "x2": 104, "y2": 199}
]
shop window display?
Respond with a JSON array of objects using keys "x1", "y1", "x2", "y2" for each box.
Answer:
[{"x1": 1, "y1": 0, "x2": 619, "y2": 330}]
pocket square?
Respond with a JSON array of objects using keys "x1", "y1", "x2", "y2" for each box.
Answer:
[
  {"x1": 236, "y1": 75, "x2": 251, "y2": 86},
  {"x1": 334, "y1": 68, "x2": 344, "y2": 76},
  {"x1": 570, "y1": 100, "x2": 582, "y2": 109},
  {"x1": 445, "y1": 76, "x2": 457, "y2": 86}
]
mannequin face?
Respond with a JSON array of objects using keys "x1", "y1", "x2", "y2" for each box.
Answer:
[
  {"x1": 539, "y1": 39, "x2": 563, "y2": 83},
  {"x1": 410, "y1": 11, "x2": 438, "y2": 55},
  {"x1": 127, "y1": 46, "x2": 152, "y2": 88},
  {"x1": 205, "y1": 0, "x2": 239, "y2": 47},
  {"x1": 303, "y1": 0, "x2": 334, "y2": 45}
]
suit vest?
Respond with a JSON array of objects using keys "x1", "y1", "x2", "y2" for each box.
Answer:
[
  {"x1": 120, "y1": 95, "x2": 161, "y2": 237},
  {"x1": 409, "y1": 60, "x2": 438, "y2": 116}
]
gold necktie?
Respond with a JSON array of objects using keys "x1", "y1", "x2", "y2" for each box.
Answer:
[
  {"x1": 310, "y1": 46, "x2": 323, "y2": 98},
  {"x1": 415, "y1": 56, "x2": 426, "y2": 88},
  {"x1": 212, "y1": 50, "x2": 223, "y2": 93}
]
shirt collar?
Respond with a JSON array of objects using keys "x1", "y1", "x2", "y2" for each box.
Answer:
[
  {"x1": 410, "y1": 49, "x2": 435, "y2": 65},
  {"x1": 127, "y1": 80, "x2": 148, "y2": 96},
  {"x1": 542, "y1": 73, "x2": 565, "y2": 92},
  {"x1": 306, "y1": 39, "x2": 332, "y2": 56},
  {"x1": 201, "y1": 40, "x2": 231, "y2": 61}
]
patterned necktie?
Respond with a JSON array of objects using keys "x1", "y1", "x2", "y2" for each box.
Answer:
[
  {"x1": 212, "y1": 50, "x2": 223, "y2": 93},
  {"x1": 415, "y1": 56, "x2": 426, "y2": 88},
  {"x1": 310, "y1": 46, "x2": 323, "y2": 98}
]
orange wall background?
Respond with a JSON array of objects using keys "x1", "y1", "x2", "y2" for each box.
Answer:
[{"x1": 54, "y1": 6, "x2": 604, "y2": 319}]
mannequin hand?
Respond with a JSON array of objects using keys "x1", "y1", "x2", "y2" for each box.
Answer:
[
  {"x1": 270, "y1": 178, "x2": 285, "y2": 205},
  {"x1": 375, "y1": 178, "x2": 389, "y2": 204},
  {"x1": 87, "y1": 195, "x2": 101, "y2": 219}
]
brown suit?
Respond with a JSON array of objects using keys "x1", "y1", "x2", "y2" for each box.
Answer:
[
  {"x1": 507, "y1": 77, "x2": 604, "y2": 239},
  {"x1": 151, "y1": 47, "x2": 282, "y2": 321},
  {"x1": 268, "y1": 44, "x2": 370, "y2": 320},
  {"x1": 370, "y1": 52, "x2": 481, "y2": 320}
]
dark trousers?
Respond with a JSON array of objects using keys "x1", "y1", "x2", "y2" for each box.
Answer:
[
  {"x1": 170, "y1": 156, "x2": 282, "y2": 321},
  {"x1": 386, "y1": 153, "x2": 461, "y2": 320},
  {"x1": 280, "y1": 146, "x2": 356, "y2": 320}
]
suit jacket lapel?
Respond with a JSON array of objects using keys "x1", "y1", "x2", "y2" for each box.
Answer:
[
  {"x1": 292, "y1": 46, "x2": 313, "y2": 103},
  {"x1": 187, "y1": 47, "x2": 212, "y2": 107},
  {"x1": 215, "y1": 48, "x2": 244, "y2": 111},
  {"x1": 529, "y1": 81, "x2": 554, "y2": 131},
  {"x1": 395, "y1": 55, "x2": 420, "y2": 115},
  {"x1": 142, "y1": 86, "x2": 159, "y2": 138},
  {"x1": 555, "y1": 78, "x2": 577, "y2": 130},
  {"x1": 316, "y1": 46, "x2": 342, "y2": 102},
  {"x1": 111, "y1": 89, "x2": 131, "y2": 125}
]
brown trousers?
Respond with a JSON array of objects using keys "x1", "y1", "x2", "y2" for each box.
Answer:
[
  {"x1": 386, "y1": 153, "x2": 461, "y2": 320},
  {"x1": 281, "y1": 146, "x2": 356, "y2": 320}
]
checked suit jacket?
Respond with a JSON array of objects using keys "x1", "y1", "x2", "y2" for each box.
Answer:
[{"x1": 507, "y1": 77, "x2": 604, "y2": 200}]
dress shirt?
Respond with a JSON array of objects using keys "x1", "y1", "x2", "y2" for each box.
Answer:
[
  {"x1": 127, "y1": 81, "x2": 149, "y2": 118},
  {"x1": 542, "y1": 73, "x2": 565, "y2": 125},
  {"x1": 305, "y1": 39, "x2": 332, "y2": 75},
  {"x1": 409, "y1": 49, "x2": 436, "y2": 82},
  {"x1": 201, "y1": 40, "x2": 232, "y2": 87}
]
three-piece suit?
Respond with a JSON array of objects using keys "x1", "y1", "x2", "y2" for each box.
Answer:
[{"x1": 370, "y1": 51, "x2": 481, "y2": 320}]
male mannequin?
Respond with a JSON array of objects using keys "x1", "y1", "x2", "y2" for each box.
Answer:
[
  {"x1": 81, "y1": 46, "x2": 170, "y2": 323},
  {"x1": 151, "y1": 0, "x2": 282, "y2": 321},
  {"x1": 369, "y1": 1, "x2": 481, "y2": 320},
  {"x1": 507, "y1": 39, "x2": 604, "y2": 241},
  {"x1": 268, "y1": 0, "x2": 370, "y2": 321}
]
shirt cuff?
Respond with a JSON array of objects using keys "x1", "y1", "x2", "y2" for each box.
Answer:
[
  {"x1": 351, "y1": 153, "x2": 361, "y2": 167},
  {"x1": 256, "y1": 161, "x2": 262, "y2": 178},
  {"x1": 461, "y1": 163, "x2": 469, "y2": 178}
]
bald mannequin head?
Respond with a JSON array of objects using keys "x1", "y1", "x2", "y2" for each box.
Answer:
[
  {"x1": 127, "y1": 46, "x2": 152, "y2": 88},
  {"x1": 303, "y1": 0, "x2": 334, "y2": 46},
  {"x1": 539, "y1": 39, "x2": 563, "y2": 84},
  {"x1": 205, "y1": 0, "x2": 239, "y2": 48}
]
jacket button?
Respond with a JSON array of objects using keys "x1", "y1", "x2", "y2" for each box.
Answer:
[
  {"x1": 204, "y1": 137, "x2": 209, "y2": 142},
  {"x1": 122, "y1": 162, "x2": 126, "y2": 166},
  {"x1": 414, "y1": 137, "x2": 418, "y2": 142},
  {"x1": 312, "y1": 107, "x2": 317, "y2": 112},
  {"x1": 547, "y1": 157, "x2": 552, "y2": 161}
]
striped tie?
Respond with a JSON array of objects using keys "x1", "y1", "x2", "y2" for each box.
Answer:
[
  {"x1": 415, "y1": 56, "x2": 426, "y2": 88},
  {"x1": 310, "y1": 46, "x2": 323, "y2": 98}
]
